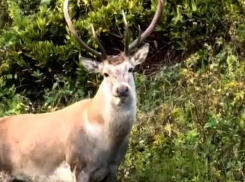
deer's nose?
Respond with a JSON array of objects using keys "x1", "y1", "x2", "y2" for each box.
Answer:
[{"x1": 116, "y1": 85, "x2": 129, "y2": 97}]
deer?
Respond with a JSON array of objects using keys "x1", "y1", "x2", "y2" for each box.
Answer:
[{"x1": 0, "y1": 0, "x2": 164, "y2": 181}]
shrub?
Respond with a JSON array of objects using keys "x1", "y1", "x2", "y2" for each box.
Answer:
[
  {"x1": 118, "y1": 41, "x2": 245, "y2": 182},
  {"x1": 0, "y1": 0, "x2": 238, "y2": 107},
  {"x1": 1, "y1": 0, "x2": 245, "y2": 181}
]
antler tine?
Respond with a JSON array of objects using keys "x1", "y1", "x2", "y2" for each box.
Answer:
[
  {"x1": 136, "y1": 25, "x2": 141, "y2": 48},
  {"x1": 123, "y1": 11, "x2": 130, "y2": 56},
  {"x1": 63, "y1": 0, "x2": 102, "y2": 58},
  {"x1": 91, "y1": 24, "x2": 107, "y2": 60},
  {"x1": 128, "y1": 0, "x2": 164, "y2": 52}
]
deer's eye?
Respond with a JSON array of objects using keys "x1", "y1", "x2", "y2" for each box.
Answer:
[
  {"x1": 103, "y1": 73, "x2": 109, "y2": 77},
  {"x1": 128, "y1": 68, "x2": 134, "y2": 73}
]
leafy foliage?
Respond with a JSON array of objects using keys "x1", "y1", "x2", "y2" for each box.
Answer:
[
  {"x1": 0, "y1": 0, "x2": 236, "y2": 106},
  {"x1": 118, "y1": 41, "x2": 245, "y2": 182},
  {"x1": 1, "y1": 0, "x2": 245, "y2": 181},
  {"x1": 0, "y1": 0, "x2": 156, "y2": 105}
]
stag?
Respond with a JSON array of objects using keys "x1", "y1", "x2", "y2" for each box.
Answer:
[{"x1": 0, "y1": 0, "x2": 164, "y2": 181}]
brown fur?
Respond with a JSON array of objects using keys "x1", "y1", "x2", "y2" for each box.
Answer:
[
  {"x1": 0, "y1": 99, "x2": 92, "y2": 180},
  {"x1": 107, "y1": 54, "x2": 125, "y2": 66}
]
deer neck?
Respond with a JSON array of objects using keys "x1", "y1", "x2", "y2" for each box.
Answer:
[{"x1": 87, "y1": 79, "x2": 136, "y2": 139}]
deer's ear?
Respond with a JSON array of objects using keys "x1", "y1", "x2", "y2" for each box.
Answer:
[
  {"x1": 79, "y1": 57, "x2": 103, "y2": 73},
  {"x1": 131, "y1": 43, "x2": 149, "y2": 66}
]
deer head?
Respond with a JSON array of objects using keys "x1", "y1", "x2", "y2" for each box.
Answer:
[{"x1": 64, "y1": 0, "x2": 164, "y2": 106}]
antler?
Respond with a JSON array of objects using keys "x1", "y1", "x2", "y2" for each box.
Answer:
[
  {"x1": 124, "y1": 0, "x2": 164, "y2": 56},
  {"x1": 63, "y1": 0, "x2": 107, "y2": 59},
  {"x1": 123, "y1": 11, "x2": 130, "y2": 56},
  {"x1": 91, "y1": 24, "x2": 107, "y2": 60}
]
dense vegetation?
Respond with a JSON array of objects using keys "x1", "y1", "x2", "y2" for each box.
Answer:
[{"x1": 1, "y1": 0, "x2": 245, "y2": 181}]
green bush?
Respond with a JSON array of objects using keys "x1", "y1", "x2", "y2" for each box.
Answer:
[
  {"x1": 118, "y1": 42, "x2": 245, "y2": 182},
  {"x1": 0, "y1": 0, "x2": 239, "y2": 107},
  {"x1": 1, "y1": 0, "x2": 245, "y2": 181},
  {"x1": 0, "y1": 0, "x2": 157, "y2": 107}
]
